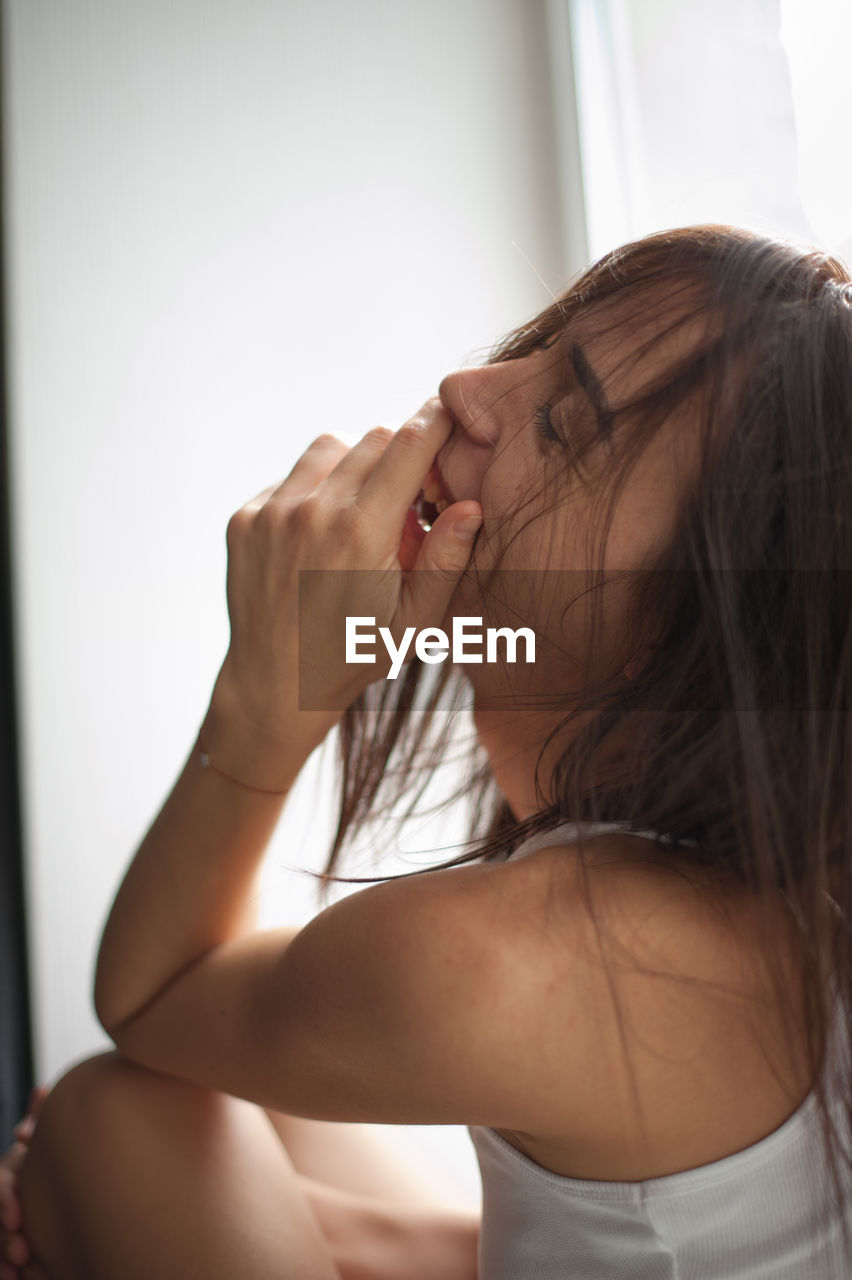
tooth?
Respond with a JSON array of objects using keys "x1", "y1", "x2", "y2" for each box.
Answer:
[
  {"x1": 435, "y1": 498, "x2": 449, "y2": 513},
  {"x1": 423, "y1": 483, "x2": 441, "y2": 503}
]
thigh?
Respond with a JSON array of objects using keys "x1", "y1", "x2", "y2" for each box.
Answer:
[
  {"x1": 264, "y1": 1111, "x2": 479, "y2": 1214},
  {"x1": 18, "y1": 1051, "x2": 342, "y2": 1280}
]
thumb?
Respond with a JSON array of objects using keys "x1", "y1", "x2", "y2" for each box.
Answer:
[{"x1": 400, "y1": 502, "x2": 483, "y2": 623}]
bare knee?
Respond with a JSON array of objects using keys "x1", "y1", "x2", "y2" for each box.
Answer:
[
  {"x1": 16, "y1": 1055, "x2": 341, "y2": 1280},
  {"x1": 16, "y1": 1052, "x2": 133, "y2": 1276},
  {"x1": 25, "y1": 1053, "x2": 153, "y2": 1175},
  {"x1": 18, "y1": 1051, "x2": 227, "y2": 1276},
  {"x1": 55, "y1": 1047, "x2": 234, "y2": 1127},
  {"x1": 22, "y1": 1049, "x2": 236, "y2": 1188},
  {"x1": 20, "y1": 1051, "x2": 123, "y2": 1185}
]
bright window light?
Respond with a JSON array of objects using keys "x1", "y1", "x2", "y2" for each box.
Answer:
[{"x1": 569, "y1": 0, "x2": 850, "y2": 265}]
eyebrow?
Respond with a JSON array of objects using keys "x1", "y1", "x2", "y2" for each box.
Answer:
[{"x1": 569, "y1": 343, "x2": 614, "y2": 440}]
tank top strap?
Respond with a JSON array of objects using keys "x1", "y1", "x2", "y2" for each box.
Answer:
[{"x1": 508, "y1": 820, "x2": 698, "y2": 863}]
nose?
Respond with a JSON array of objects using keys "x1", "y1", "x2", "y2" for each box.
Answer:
[{"x1": 438, "y1": 365, "x2": 504, "y2": 447}]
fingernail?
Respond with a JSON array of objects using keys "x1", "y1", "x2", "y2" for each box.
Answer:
[{"x1": 454, "y1": 514, "x2": 483, "y2": 541}]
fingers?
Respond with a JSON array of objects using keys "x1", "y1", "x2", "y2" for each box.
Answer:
[
  {"x1": 3, "y1": 1228, "x2": 29, "y2": 1266},
  {"x1": 12, "y1": 1090, "x2": 48, "y2": 1148},
  {"x1": 1, "y1": 1141, "x2": 27, "y2": 1185},
  {"x1": 318, "y1": 426, "x2": 394, "y2": 496},
  {"x1": 1, "y1": 1182, "x2": 22, "y2": 1233},
  {"x1": 2, "y1": 1087, "x2": 46, "y2": 1254},
  {"x1": 2, "y1": 1136, "x2": 33, "y2": 1273},
  {"x1": 266, "y1": 426, "x2": 395, "y2": 512},
  {"x1": 235, "y1": 404, "x2": 445, "y2": 538},
  {"x1": 27, "y1": 1089, "x2": 49, "y2": 1120},
  {"x1": 261, "y1": 433, "x2": 355, "y2": 509},
  {"x1": 10, "y1": 1121, "x2": 32, "y2": 1149},
  {"x1": 397, "y1": 502, "x2": 483, "y2": 626},
  {"x1": 237, "y1": 434, "x2": 352, "y2": 516},
  {"x1": 357, "y1": 400, "x2": 454, "y2": 528},
  {"x1": 379, "y1": 497, "x2": 482, "y2": 675},
  {"x1": 1, "y1": 1192, "x2": 22, "y2": 1235}
]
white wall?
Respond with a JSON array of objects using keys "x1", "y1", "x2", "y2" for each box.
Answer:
[{"x1": 2, "y1": 0, "x2": 569, "y2": 1203}]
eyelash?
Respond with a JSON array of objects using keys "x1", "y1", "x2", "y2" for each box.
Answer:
[{"x1": 534, "y1": 402, "x2": 560, "y2": 443}]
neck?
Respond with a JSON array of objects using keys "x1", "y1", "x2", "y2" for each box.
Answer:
[
  {"x1": 473, "y1": 706, "x2": 563, "y2": 821},
  {"x1": 473, "y1": 698, "x2": 637, "y2": 821}
]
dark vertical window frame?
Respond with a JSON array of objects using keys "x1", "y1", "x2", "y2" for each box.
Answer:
[{"x1": 0, "y1": 0, "x2": 35, "y2": 1145}]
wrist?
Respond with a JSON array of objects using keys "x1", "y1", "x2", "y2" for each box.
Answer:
[{"x1": 203, "y1": 678, "x2": 338, "y2": 795}]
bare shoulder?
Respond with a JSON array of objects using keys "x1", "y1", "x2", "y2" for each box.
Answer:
[
  {"x1": 479, "y1": 834, "x2": 814, "y2": 1179},
  {"x1": 162, "y1": 828, "x2": 811, "y2": 1162},
  {"x1": 308, "y1": 831, "x2": 809, "y2": 1125}
]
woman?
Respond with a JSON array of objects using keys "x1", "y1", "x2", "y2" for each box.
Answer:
[{"x1": 2, "y1": 224, "x2": 851, "y2": 1278}]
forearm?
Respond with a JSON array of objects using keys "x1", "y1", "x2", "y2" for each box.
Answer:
[
  {"x1": 94, "y1": 675, "x2": 337, "y2": 1034},
  {"x1": 93, "y1": 408, "x2": 469, "y2": 1041}
]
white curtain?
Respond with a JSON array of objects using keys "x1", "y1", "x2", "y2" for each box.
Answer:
[{"x1": 566, "y1": 0, "x2": 852, "y2": 264}]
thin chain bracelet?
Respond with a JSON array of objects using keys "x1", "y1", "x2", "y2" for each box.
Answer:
[{"x1": 197, "y1": 734, "x2": 288, "y2": 795}]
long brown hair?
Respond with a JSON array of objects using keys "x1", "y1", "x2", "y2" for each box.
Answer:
[{"x1": 310, "y1": 225, "x2": 852, "y2": 1220}]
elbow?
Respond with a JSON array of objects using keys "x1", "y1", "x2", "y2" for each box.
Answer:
[
  {"x1": 92, "y1": 941, "x2": 116, "y2": 1035},
  {"x1": 93, "y1": 989, "x2": 120, "y2": 1041},
  {"x1": 92, "y1": 940, "x2": 139, "y2": 1040},
  {"x1": 92, "y1": 969, "x2": 110, "y2": 1034},
  {"x1": 92, "y1": 992, "x2": 143, "y2": 1060},
  {"x1": 92, "y1": 967, "x2": 130, "y2": 1041}
]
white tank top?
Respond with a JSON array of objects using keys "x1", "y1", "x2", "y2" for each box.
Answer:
[{"x1": 467, "y1": 822, "x2": 852, "y2": 1279}]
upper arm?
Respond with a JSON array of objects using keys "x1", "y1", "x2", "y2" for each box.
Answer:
[
  {"x1": 110, "y1": 851, "x2": 596, "y2": 1128},
  {"x1": 109, "y1": 840, "x2": 766, "y2": 1134}
]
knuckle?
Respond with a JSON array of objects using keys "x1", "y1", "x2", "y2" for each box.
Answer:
[
  {"x1": 364, "y1": 426, "x2": 393, "y2": 445},
  {"x1": 287, "y1": 493, "x2": 324, "y2": 534},
  {"x1": 252, "y1": 498, "x2": 282, "y2": 532},
  {"x1": 311, "y1": 432, "x2": 344, "y2": 451},
  {"x1": 226, "y1": 507, "x2": 251, "y2": 543},
  {"x1": 394, "y1": 421, "x2": 429, "y2": 452},
  {"x1": 424, "y1": 563, "x2": 462, "y2": 589},
  {"x1": 334, "y1": 501, "x2": 368, "y2": 543}
]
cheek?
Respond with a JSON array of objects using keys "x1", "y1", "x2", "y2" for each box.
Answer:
[
  {"x1": 481, "y1": 458, "x2": 563, "y2": 565},
  {"x1": 602, "y1": 441, "x2": 688, "y2": 572}
]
